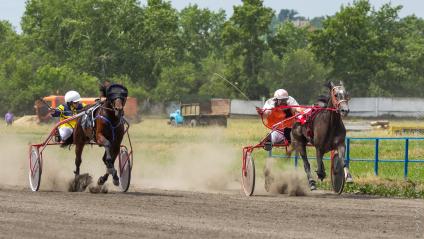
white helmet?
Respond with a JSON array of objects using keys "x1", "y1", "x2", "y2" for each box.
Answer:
[
  {"x1": 64, "y1": 90, "x2": 81, "y2": 103},
  {"x1": 273, "y1": 89, "x2": 289, "y2": 100}
]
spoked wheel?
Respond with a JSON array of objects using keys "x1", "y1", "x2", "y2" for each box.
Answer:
[
  {"x1": 330, "y1": 151, "x2": 345, "y2": 194},
  {"x1": 28, "y1": 146, "x2": 42, "y2": 192},
  {"x1": 241, "y1": 150, "x2": 255, "y2": 196},
  {"x1": 118, "y1": 146, "x2": 132, "y2": 192}
]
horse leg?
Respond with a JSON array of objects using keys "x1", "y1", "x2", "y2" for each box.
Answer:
[
  {"x1": 298, "y1": 143, "x2": 316, "y2": 190},
  {"x1": 74, "y1": 143, "x2": 85, "y2": 176},
  {"x1": 110, "y1": 145, "x2": 120, "y2": 186},
  {"x1": 338, "y1": 143, "x2": 353, "y2": 183},
  {"x1": 292, "y1": 124, "x2": 315, "y2": 190},
  {"x1": 315, "y1": 149, "x2": 326, "y2": 181},
  {"x1": 98, "y1": 152, "x2": 110, "y2": 185},
  {"x1": 96, "y1": 133, "x2": 118, "y2": 184}
]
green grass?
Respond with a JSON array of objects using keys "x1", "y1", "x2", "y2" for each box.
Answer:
[{"x1": 4, "y1": 117, "x2": 424, "y2": 197}]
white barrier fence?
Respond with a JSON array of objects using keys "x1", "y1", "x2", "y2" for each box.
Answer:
[
  {"x1": 157, "y1": 98, "x2": 424, "y2": 118},
  {"x1": 349, "y1": 97, "x2": 424, "y2": 117},
  {"x1": 230, "y1": 98, "x2": 424, "y2": 118}
]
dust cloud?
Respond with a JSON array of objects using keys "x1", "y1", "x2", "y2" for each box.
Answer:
[
  {"x1": 0, "y1": 135, "x2": 80, "y2": 191},
  {"x1": 0, "y1": 136, "x2": 28, "y2": 189},
  {"x1": 263, "y1": 157, "x2": 308, "y2": 196},
  {"x1": 0, "y1": 132, "x2": 116, "y2": 192},
  {"x1": 134, "y1": 128, "x2": 240, "y2": 193},
  {"x1": 0, "y1": 126, "x2": 238, "y2": 193}
]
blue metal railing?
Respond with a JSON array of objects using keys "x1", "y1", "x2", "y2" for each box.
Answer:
[{"x1": 269, "y1": 137, "x2": 424, "y2": 179}]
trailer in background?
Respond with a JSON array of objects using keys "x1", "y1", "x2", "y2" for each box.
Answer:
[{"x1": 169, "y1": 99, "x2": 230, "y2": 127}]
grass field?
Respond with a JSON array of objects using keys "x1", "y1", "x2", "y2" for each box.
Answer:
[{"x1": 2, "y1": 117, "x2": 424, "y2": 197}]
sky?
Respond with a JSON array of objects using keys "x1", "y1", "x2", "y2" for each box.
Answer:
[{"x1": 0, "y1": 0, "x2": 423, "y2": 33}]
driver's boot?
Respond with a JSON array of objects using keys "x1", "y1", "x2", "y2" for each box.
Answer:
[
  {"x1": 54, "y1": 130, "x2": 61, "y2": 143},
  {"x1": 263, "y1": 135, "x2": 272, "y2": 151}
]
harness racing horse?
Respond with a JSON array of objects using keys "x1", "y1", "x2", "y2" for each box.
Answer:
[
  {"x1": 72, "y1": 83, "x2": 128, "y2": 189},
  {"x1": 291, "y1": 81, "x2": 351, "y2": 191}
]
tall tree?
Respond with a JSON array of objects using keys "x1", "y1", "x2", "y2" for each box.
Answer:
[
  {"x1": 310, "y1": 0, "x2": 405, "y2": 96},
  {"x1": 269, "y1": 21, "x2": 309, "y2": 59},
  {"x1": 141, "y1": 0, "x2": 180, "y2": 91},
  {"x1": 179, "y1": 5, "x2": 226, "y2": 65},
  {"x1": 277, "y1": 9, "x2": 303, "y2": 22},
  {"x1": 222, "y1": 0, "x2": 274, "y2": 99}
]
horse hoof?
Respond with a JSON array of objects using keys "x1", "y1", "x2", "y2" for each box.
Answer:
[
  {"x1": 316, "y1": 171, "x2": 326, "y2": 181},
  {"x1": 309, "y1": 180, "x2": 317, "y2": 191},
  {"x1": 113, "y1": 179, "x2": 119, "y2": 186},
  {"x1": 346, "y1": 173, "x2": 354, "y2": 183},
  {"x1": 112, "y1": 174, "x2": 119, "y2": 186},
  {"x1": 98, "y1": 176, "x2": 106, "y2": 185}
]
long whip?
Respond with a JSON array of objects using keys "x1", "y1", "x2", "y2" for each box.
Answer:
[{"x1": 213, "y1": 73, "x2": 251, "y2": 101}]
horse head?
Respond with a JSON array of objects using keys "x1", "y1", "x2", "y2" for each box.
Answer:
[
  {"x1": 105, "y1": 84, "x2": 128, "y2": 117},
  {"x1": 326, "y1": 81, "x2": 350, "y2": 117}
]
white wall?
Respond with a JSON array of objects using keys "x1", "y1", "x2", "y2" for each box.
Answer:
[
  {"x1": 230, "y1": 98, "x2": 424, "y2": 118},
  {"x1": 230, "y1": 99, "x2": 263, "y2": 115},
  {"x1": 349, "y1": 97, "x2": 424, "y2": 117}
]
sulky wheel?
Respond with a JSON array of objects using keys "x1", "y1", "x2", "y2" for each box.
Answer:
[
  {"x1": 241, "y1": 150, "x2": 255, "y2": 196},
  {"x1": 28, "y1": 146, "x2": 42, "y2": 192},
  {"x1": 118, "y1": 146, "x2": 132, "y2": 192},
  {"x1": 330, "y1": 151, "x2": 345, "y2": 194}
]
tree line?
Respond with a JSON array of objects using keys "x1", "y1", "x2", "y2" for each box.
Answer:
[{"x1": 0, "y1": 0, "x2": 423, "y2": 115}]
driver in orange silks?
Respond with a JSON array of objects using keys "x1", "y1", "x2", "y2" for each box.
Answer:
[{"x1": 257, "y1": 89, "x2": 302, "y2": 151}]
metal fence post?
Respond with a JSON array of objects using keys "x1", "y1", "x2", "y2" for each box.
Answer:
[
  {"x1": 374, "y1": 139, "x2": 379, "y2": 176},
  {"x1": 294, "y1": 152, "x2": 298, "y2": 168},
  {"x1": 346, "y1": 138, "x2": 351, "y2": 168},
  {"x1": 404, "y1": 139, "x2": 409, "y2": 179}
]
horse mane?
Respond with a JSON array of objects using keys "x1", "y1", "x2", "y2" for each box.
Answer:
[
  {"x1": 315, "y1": 95, "x2": 329, "y2": 107},
  {"x1": 99, "y1": 81, "x2": 111, "y2": 98}
]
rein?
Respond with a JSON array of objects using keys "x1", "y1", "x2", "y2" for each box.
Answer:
[
  {"x1": 261, "y1": 105, "x2": 337, "y2": 130},
  {"x1": 269, "y1": 105, "x2": 337, "y2": 112}
]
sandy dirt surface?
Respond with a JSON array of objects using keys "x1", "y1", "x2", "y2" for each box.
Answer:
[
  {"x1": 0, "y1": 186, "x2": 423, "y2": 239},
  {"x1": 1, "y1": 124, "x2": 423, "y2": 238}
]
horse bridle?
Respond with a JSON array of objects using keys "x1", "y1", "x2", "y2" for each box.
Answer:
[{"x1": 330, "y1": 86, "x2": 349, "y2": 110}]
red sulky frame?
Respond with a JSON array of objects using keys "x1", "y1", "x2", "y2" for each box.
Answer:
[
  {"x1": 241, "y1": 105, "x2": 341, "y2": 196},
  {"x1": 28, "y1": 111, "x2": 134, "y2": 192}
]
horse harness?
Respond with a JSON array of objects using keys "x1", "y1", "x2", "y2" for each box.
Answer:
[
  {"x1": 81, "y1": 84, "x2": 128, "y2": 142},
  {"x1": 296, "y1": 85, "x2": 347, "y2": 142}
]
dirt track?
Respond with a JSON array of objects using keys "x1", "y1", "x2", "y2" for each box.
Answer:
[{"x1": 0, "y1": 187, "x2": 423, "y2": 239}]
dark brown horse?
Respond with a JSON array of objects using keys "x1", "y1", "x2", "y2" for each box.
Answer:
[
  {"x1": 72, "y1": 83, "x2": 128, "y2": 188},
  {"x1": 291, "y1": 81, "x2": 351, "y2": 190}
]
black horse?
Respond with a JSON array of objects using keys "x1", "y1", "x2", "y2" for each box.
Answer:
[
  {"x1": 291, "y1": 81, "x2": 351, "y2": 190},
  {"x1": 72, "y1": 83, "x2": 128, "y2": 188}
]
